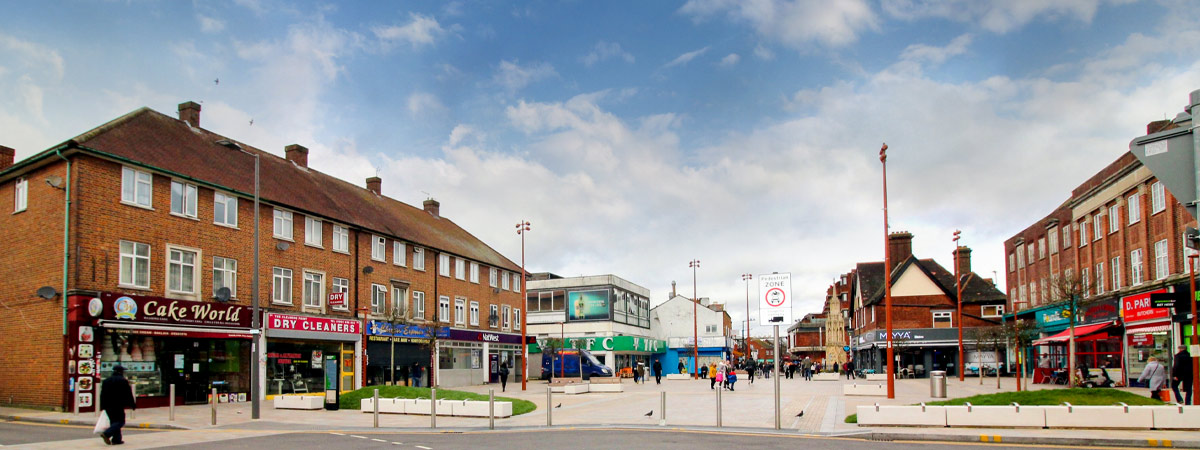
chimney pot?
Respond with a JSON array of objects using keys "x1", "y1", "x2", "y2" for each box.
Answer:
[
  {"x1": 887, "y1": 231, "x2": 914, "y2": 274},
  {"x1": 953, "y1": 246, "x2": 973, "y2": 278},
  {"x1": 178, "y1": 101, "x2": 202, "y2": 128},
  {"x1": 423, "y1": 198, "x2": 440, "y2": 218},
  {"x1": 0, "y1": 145, "x2": 14, "y2": 171},
  {"x1": 284, "y1": 144, "x2": 309, "y2": 168},
  {"x1": 366, "y1": 176, "x2": 381, "y2": 194}
]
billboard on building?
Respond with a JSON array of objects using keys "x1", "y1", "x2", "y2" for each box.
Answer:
[{"x1": 568, "y1": 289, "x2": 611, "y2": 321}]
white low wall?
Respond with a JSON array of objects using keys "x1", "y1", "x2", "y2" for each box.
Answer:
[
  {"x1": 360, "y1": 398, "x2": 406, "y2": 414},
  {"x1": 273, "y1": 395, "x2": 324, "y2": 410},
  {"x1": 945, "y1": 404, "x2": 1047, "y2": 428},
  {"x1": 856, "y1": 405, "x2": 946, "y2": 427},
  {"x1": 1151, "y1": 405, "x2": 1200, "y2": 430},
  {"x1": 1044, "y1": 405, "x2": 1153, "y2": 429},
  {"x1": 563, "y1": 384, "x2": 590, "y2": 395},
  {"x1": 665, "y1": 374, "x2": 690, "y2": 380},
  {"x1": 843, "y1": 384, "x2": 887, "y2": 396},
  {"x1": 865, "y1": 374, "x2": 887, "y2": 381},
  {"x1": 813, "y1": 373, "x2": 840, "y2": 381}
]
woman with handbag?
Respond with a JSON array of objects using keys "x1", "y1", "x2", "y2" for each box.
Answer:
[{"x1": 1138, "y1": 356, "x2": 1168, "y2": 401}]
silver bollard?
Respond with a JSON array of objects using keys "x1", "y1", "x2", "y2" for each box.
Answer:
[
  {"x1": 211, "y1": 388, "x2": 217, "y2": 426},
  {"x1": 546, "y1": 386, "x2": 552, "y2": 426},
  {"x1": 430, "y1": 388, "x2": 437, "y2": 429},
  {"x1": 716, "y1": 378, "x2": 722, "y2": 427},
  {"x1": 373, "y1": 389, "x2": 379, "y2": 428},
  {"x1": 659, "y1": 391, "x2": 666, "y2": 426},
  {"x1": 169, "y1": 384, "x2": 175, "y2": 421},
  {"x1": 488, "y1": 389, "x2": 495, "y2": 430},
  {"x1": 96, "y1": 382, "x2": 102, "y2": 417},
  {"x1": 73, "y1": 386, "x2": 79, "y2": 416}
]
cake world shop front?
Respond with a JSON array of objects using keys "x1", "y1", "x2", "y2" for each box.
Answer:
[{"x1": 66, "y1": 293, "x2": 253, "y2": 412}]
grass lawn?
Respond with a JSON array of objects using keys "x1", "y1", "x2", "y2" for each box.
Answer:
[
  {"x1": 845, "y1": 388, "x2": 1162, "y2": 423},
  {"x1": 340, "y1": 385, "x2": 537, "y2": 415}
]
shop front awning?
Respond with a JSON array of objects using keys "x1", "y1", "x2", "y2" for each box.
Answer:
[
  {"x1": 1125, "y1": 322, "x2": 1171, "y2": 334},
  {"x1": 1033, "y1": 321, "x2": 1115, "y2": 345}
]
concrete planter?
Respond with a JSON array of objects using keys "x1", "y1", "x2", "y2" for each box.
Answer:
[
  {"x1": 945, "y1": 404, "x2": 1047, "y2": 428},
  {"x1": 813, "y1": 373, "x2": 840, "y2": 381},
  {"x1": 273, "y1": 395, "x2": 324, "y2": 410},
  {"x1": 1043, "y1": 405, "x2": 1153, "y2": 429},
  {"x1": 665, "y1": 374, "x2": 691, "y2": 380},
  {"x1": 865, "y1": 374, "x2": 888, "y2": 381},
  {"x1": 856, "y1": 404, "x2": 946, "y2": 427},
  {"x1": 1150, "y1": 405, "x2": 1200, "y2": 430},
  {"x1": 359, "y1": 398, "x2": 406, "y2": 414},
  {"x1": 589, "y1": 383, "x2": 624, "y2": 393},
  {"x1": 843, "y1": 383, "x2": 887, "y2": 396}
]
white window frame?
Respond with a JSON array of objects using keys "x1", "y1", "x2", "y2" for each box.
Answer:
[
  {"x1": 932, "y1": 311, "x2": 953, "y2": 328},
  {"x1": 455, "y1": 298, "x2": 466, "y2": 325},
  {"x1": 1016, "y1": 245, "x2": 1025, "y2": 268},
  {"x1": 1081, "y1": 268, "x2": 1090, "y2": 298},
  {"x1": 371, "y1": 235, "x2": 386, "y2": 261},
  {"x1": 303, "y1": 217, "x2": 323, "y2": 247},
  {"x1": 1128, "y1": 194, "x2": 1140, "y2": 224},
  {"x1": 513, "y1": 273, "x2": 521, "y2": 293},
  {"x1": 331, "y1": 277, "x2": 349, "y2": 311},
  {"x1": 1111, "y1": 256, "x2": 1121, "y2": 291},
  {"x1": 1108, "y1": 205, "x2": 1119, "y2": 233},
  {"x1": 1095, "y1": 263, "x2": 1104, "y2": 295},
  {"x1": 119, "y1": 240, "x2": 151, "y2": 289},
  {"x1": 439, "y1": 254, "x2": 451, "y2": 277},
  {"x1": 439, "y1": 296, "x2": 451, "y2": 323},
  {"x1": 1030, "y1": 281, "x2": 1037, "y2": 304},
  {"x1": 982, "y1": 305, "x2": 1004, "y2": 318},
  {"x1": 1027, "y1": 244, "x2": 1034, "y2": 263},
  {"x1": 1093, "y1": 214, "x2": 1102, "y2": 241},
  {"x1": 1155, "y1": 239, "x2": 1170, "y2": 280},
  {"x1": 166, "y1": 245, "x2": 200, "y2": 296},
  {"x1": 391, "y1": 285, "x2": 407, "y2": 318},
  {"x1": 121, "y1": 166, "x2": 153, "y2": 208},
  {"x1": 1130, "y1": 249, "x2": 1144, "y2": 286},
  {"x1": 501, "y1": 271, "x2": 510, "y2": 290},
  {"x1": 413, "y1": 291, "x2": 426, "y2": 320},
  {"x1": 1038, "y1": 237, "x2": 1046, "y2": 259},
  {"x1": 489, "y1": 268, "x2": 498, "y2": 287},
  {"x1": 170, "y1": 180, "x2": 198, "y2": 219},
  {"x1": 502, "y1": 305, "x2": 512, "y2": 329},
  {"x1": 213, "y1": 191, "x2": 237, "y2": 227},
  {"x1": 273, "y1": 209, "x2": 294, "y2": 240},
  {"x1": 13, "y1": 177, "x2": 27, "y2": 213},
  {"x1": 331, "y1": 225, "x2": 349, "y2": 253},
  {"x1": 490, "y1": 304, "x2": 499, "y2": 328},
  {"x1": 303, "y1": 270, "x2": 325, "y2": 309},
  {"x1": 371, "y1": 284, "x2": 386, "y2": 315},
  {"x1": 469, "y1": 262, "x2": 480, "y2": 283},
  {"x1": 1008, "y1": 253, "x2": 1015, "y2": 272},
  {"x1": 213, "y1": 256, "x2": 237, "y2": 299},
  {"x1": 1151, "y1": 181, "x2": 1166, "y2": 214},
  {"x1": 514, "y1": 308, "x2": 521, "y2": 330},
  {"x1": 455, "y1": 258, "x2": 466, "y2": 280},
  {"x1": 1079, "y1": 222, "x2": 1088, "y2": 247},
  {"x1": 272, "y1": 267, "x2": 293, "y2": 305},
  {"x1": 470, "y1": 301, "x2": 480, "y2": 326},
  {"x1": 393, "y1": 241, "x2": 406, "y2": 266},
  {"x1": 413, "y1": 247, "x2": 426, "y2": 271},
  {"x1": 1048, "y1": 229, "x2": 1058, "y2": 255},
  {"x1": 1062, "y1": 226, "x2": 1072, "y2": 248}
]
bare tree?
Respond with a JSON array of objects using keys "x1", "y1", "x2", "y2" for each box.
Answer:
[
  {"x1": 1046, "y1": 271, "x2": 1101, "y2": 387},
  {"x1": 968, "y1": 326, "x2": 1006, "y2": 388},
  {"x1": 1002, "y1": 319, "x2": 1040, "y2": 392}
]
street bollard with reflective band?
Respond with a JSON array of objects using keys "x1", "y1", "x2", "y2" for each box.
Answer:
[
  {"x1": 546, "y1": 386, "x2": 552, "y2": 426},
  {"x1": 211, "y1": 388, "x2": 217, "y2": 426},
  {"x1": 716, "y1": 379, "x2": 722, "y2": 427},
  {"x1": 169, "y1": 384, "x2": 175, "y2": 421},
  {"x1": 373, "y1": 389, "x2": 379, "y2": 428},
  {"x1": 659, "y1": 391, "x2": 666, "y2": 426},
  {"x1": 489, "y1": 389, "x2": 495, "y2": 430},
  {"x1": 431, "y1": 388, "x2": 437, "y2": 429}
]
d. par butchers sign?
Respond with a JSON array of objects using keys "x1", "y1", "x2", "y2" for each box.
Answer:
[{"x1": 758, "y1": 272, "x2": 793, "y2": 324}]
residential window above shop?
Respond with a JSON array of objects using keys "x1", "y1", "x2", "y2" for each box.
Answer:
[
  {"x1": 1081, "y1": 268, "x2": 1089, "y2": 297},
  {"x1": 502, "y1": 305, "x2": 511, "y2": 329},
  {"x1": 413, "y1": 247, "x2": 425, "y2": 271},
  {"x1": 512, "y1": 273, "x2": 521, "y2": 293},
  {"x1": 1026, "y1": 244, "x2": 1034, "y2": 263},
  {"x1": 167, "y1": 246, "x2": 199, "y2": 295},
  {"x1": 170, "y1": 181, "x2": 198, "y2": 218},
  {"x1": 371, "y1": 235, "x2": 385, "y2": 261},
  {"x1": 390, "y1": 286, "x2": 407, "y2": 318},
  {"x1": 1048, "y1": 229, "x2": 1058, "y2": 255},
  {"x1": 303, "y1": 271, "x2": 324, "y2": 309},
  {"x1": 705, "y1": 325, "x2": 717, "y2": 333},
  {"x1": 213, "y1": 192, "x2": 237, "y2": 227},
  {"x1": 438, "y1": 253, "x2": 450, "y2": 277},
  {"x1": 332, "y1": 225, "x2": 349, "y2": 253},
  {"x1": 489, "y1": 304, "x2": 499, "y2": 328},
  {"x1": 273, "y1": 267, "x2": 293, "y2": 304},
  {"x1": 1079, "y1": 221, "x2": 1088, "y2": 245},
  {"x1": 1151, "y1": 181, "x2": 1166, "y2": 214},
  {"x1": 1029, "y1": 281, "x2": 1037, "y2": 304},
  {"x1": 371, "y1": 284, "x2": 386, "y2": 315},
  {"x1": 393, "y1": 241, "x2": 406, "y2": 266},
  {"x1": 1128, "y1": 194, "x2": 1141, "y2": 224},
  {"x1": 1111, "y1": 256, "x2": 1121, "y2": 291},
  {"x1": 1007, "y1": 253, "x2": 1015, "y2": 271},
  {"x1": 489, "y1": 268, "x2": 498, "y2": 287},
  {"x1": 1092, "y1": 214, "x2": 1102, "y2": 241},
  {"x1": 439, "y1": 296, "x2": 450, "y2": 322},
  {"x1": 413, "y1": 291, "x2": 426, "y2": 319},
  {"x1": 1108, "y1": 205, "x2": 1119, "y2": 233},
  {"x1": 469, "y1": 262, "x2": 480, "y2": 283},
  {"x1": 1095, "y1": 263, "x2": 1104, "y2": 295},
  {"x1": 1130, "y1": 249, "x2": 1144, "y2": 285},
  {"x1": 932, "y1": 311, "x2": 952, "y2": 328},
  {"x1": 470, "y1": 301, "x2": 479, "y2": 326},
  {"x1": 1062, "y1": 226, "x2": 1071, "y2": 248},
  {"x1": 303, "y1": 217, "x2": 322, "y2": 247},
  {"x1": 331, "y1": 277, "x2": 349, "y2": 311},
  {"x1": 119, "y1": 240, "x2": 150, "y2": 289},
  {"x1": 455, "y1": 298, "x2": 466, "y2": 325},
  {"x1": 273, "y1": 209, "x2": 293, "y2": 240},
  {"x1": 1016, "y1": 247, "x2": 1024, "y2": 268},
  {"x1": 514, "y1": 308, "x2": 521, "y2": 330},
  {"x1": 501, "y1": 271, "x2": 510, "y2": 290},
  {"x1": 13, "y1": 177, "x2": 27, "y2": 213},
  {"x1": 213, "y1": 256, "x2": 237, "y2": 298},
  {"x1": 455, "y1": 258, "x2": 465, "y2": 280},
  {"x1": 1038, "y1": 237, "x2": 1046, "y2": 259},
  {"x1": 1040, "y1": 279, "x2": 1048, "y2": 303},
  {"x1": 121, "y1": 167, "x2": 153, "y2": 208}
]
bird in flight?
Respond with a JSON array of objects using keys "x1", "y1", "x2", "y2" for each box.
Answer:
[
  {"x1": 644, "y1": 410, "x2": 653, "y2": 417},
  {"x1": 249, "y1": 119, "x2": 254, "y2": 126},
  {"x1": 214, "y1": 78, "x2": 219, "y2": 85}
]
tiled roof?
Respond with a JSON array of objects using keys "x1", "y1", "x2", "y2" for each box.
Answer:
[
  {"x1": 858, "y1": 257, "x2": 1004, "y2": 306},
  {"x1": 68, "y1": 107, "x2": 520, "y2": 272}
]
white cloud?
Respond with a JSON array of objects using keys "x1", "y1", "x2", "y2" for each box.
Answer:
[
  {"x1": 581, "y1": 41, "x2": 635, "y2": 66},
  {"x1": 719, "y1": 53, "x2": 741, "y2": 67},
  {"x1": 680, "y1": 0, "x2": 878, "y2": 48},
  {"x1": 899, "y1": 33, "x2": 972, "y2": 66},
  {"x1": 753, "y1": 43, "x2": 775, "y2": 60},
  {"x1": 881, "y1": 0, "x2": 1115, "y2": 34},
  {"x1": 374, "y1": 13, "x2": 448, "y2": 48},
  {"x1": 0, "y1": 33, "x2": 64, "y2": 80},
  {"x1": 663, "y1": 46, "x2": 710, "y2": 68},
  {"x1": 197, "y1": 14, "x2": 225, "y2": 33},
  {"x1": 407, "y1": 91, "x2": 447, "y2": 116},
  {"x1": 493, "y1": 59, "x2": 557, "y2": 92}
]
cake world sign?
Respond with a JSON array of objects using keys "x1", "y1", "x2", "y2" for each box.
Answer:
[{"x1": 758, "y1": 272, "x2": 793, "y2": 324}]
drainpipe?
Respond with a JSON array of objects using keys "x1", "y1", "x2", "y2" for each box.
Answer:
[{"x1": 54, "y1": 150, "x2": 71, "y2": 336}]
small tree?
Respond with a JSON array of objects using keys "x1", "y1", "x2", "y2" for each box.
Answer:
[
  {"x1": 1047, "y1": 271, "x2": 1100, "y2": 387},
  {"x1": 968, "y1": 326, "x2": 1006, "y2": 388},
  {"x1": 1002, "y1": 319, "x2": 1040, "y2": 392}
]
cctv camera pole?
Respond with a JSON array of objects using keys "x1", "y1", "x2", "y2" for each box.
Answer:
[{"x1": 249, "y1": 151, "x2": 261, "y2": 420}]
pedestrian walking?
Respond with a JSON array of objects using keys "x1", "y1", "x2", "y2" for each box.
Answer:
[
  {"x1": 678, "y1": 360, "x2": 686, "y2": 375},
  {"x1": 1138, "y1": 356, "x2": 1168, "y2": 401},
  {"x1": 653, "y1": 360, "x2": 663, "y2": 385},
  {"x1": 714, "y1": 366, "x2": 725, "y2": 390},
  {"x1": 833, "y1": 362, "x2": 840, "y2": 375},
  {"x1": 845, "y1": 360, "x2": 856, "y2": 380},
  {"x1": 99, "y1": 365, "x2": 136, "y2": 446},
  {"x1": 1172, "y1": 346, "x2": 1193, "y2": 405},
  {"x1": 727, "y1": 369, "x2": 737, "y2": 391},
  {"x1": 746, "y1": 360, "x2": 756, "y2": 384},
  {"x1": 411, "y1": 362, "x2": 421, "y2": 387},
  {"x1": 498, "y1": 358, "x2": 510, "y2": 392}
]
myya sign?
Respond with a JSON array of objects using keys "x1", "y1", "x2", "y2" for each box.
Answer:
[
  {"x1": 529, "y1": 335, "x2": 666, "y2": 353},
  {"x1": 101, "y1": 293, "x2": 249, "y2": 327}
]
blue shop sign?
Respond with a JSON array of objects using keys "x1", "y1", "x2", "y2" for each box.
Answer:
[
  {"x1": 1036, "y1": 307, "x2": 1070, "y2": 330},
  {"x1": 367, "y1": 320, "x2": 449, "y2": 339}
]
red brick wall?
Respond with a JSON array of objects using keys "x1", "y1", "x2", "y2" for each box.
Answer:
[{"x1": 857, "y1": 294, "x2": 999, "y2": 332}]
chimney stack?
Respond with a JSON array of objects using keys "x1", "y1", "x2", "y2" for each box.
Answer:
[
  {"x1": 671, "y1": 281, "x2": 676, "y2": 298},
  {"x1": 178, "y1": 101, "x2": 201, "y2": 128},
  {"x1": 366, "y1": 176, "x2": 381, "y2": 194},
  {"x1": 953, "y1": 246, "x2": 972, "y2": 278},
  {"x1": 423, "y1": 198, "x2": 440, "y2": 218},
  {"x1": 1146, "y1": 120, "x2": 1177, "y2": 135},
  {"x1": 0, "y1": 145, "x2": 14, "y2": 171},
  {"x1": 285, "y1": 144, "x2": 309, "y2": 168},
  {"x1": 887, "y1": 231, "x2": 913, "y2": 275}
]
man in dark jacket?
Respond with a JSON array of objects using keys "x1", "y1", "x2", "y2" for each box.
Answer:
[
  {"x1": 1172, "y1": 346, "x2": 1193, "y2": 405},
  {"x1": 100, "y1": 365, "x2": 135, "y2": 445},
  {"x1": 652, "y1": 360, "x2": 663, "y2": 384},
  {"x1": 498, "y1": 359, "x2": 510, "y2": 392}
]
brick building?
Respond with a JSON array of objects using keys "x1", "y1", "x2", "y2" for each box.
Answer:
[
  {"x1": 786, "y1": 313, "x2": 826, "y2": 362},
  {"x1": 1003, "y1": 120, "x2": 1199, "y2": 383},
  {"x1": 0, "y1": 102, "x2": 525, "y2": 411},
  {"x1": 849, "y1": 232, "x2": 1007, "y2": 377}
]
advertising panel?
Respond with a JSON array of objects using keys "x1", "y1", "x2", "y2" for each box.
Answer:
[{"x1": 567, "y1": 289, "x2": 611, "y2": 321}]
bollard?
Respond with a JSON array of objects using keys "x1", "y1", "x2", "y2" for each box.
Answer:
[
  {"x1": 96, "y1": 382, "x2": 102, "y2": 417},
  {"x1": 73, "y1": 386, "x2": 79, "y2": 416},
  {"x1": 716, "y1": 379, "x2": 722, "y2": 427},
  {"x1": 169, "y1": 384, "x2": 175, "y2": 421},
  {"x1": 488, "y1": 389, "x2": 495, "y2": 430},
  {"x1": 659, "y1": 391, "x2": 666, "y2": 426},
  {"x1": 546, "y1": 386, "x2": 552, "y2": 426},
  {"x1": 373, "y1": 389, "x2": 379, "y2": 428},
  {"x1": 211, "y1": 388, "x2": 217, "y2": 426},
  {"x1": 430, "y1": 388, "x2": 437, "y2": 429}
]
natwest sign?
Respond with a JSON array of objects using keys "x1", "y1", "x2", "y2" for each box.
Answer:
[
  {"x1": 267, "y1": 313, "x2": 360, "y2": 334},
  {"x1": 1122, "y1": 290, "x2": 1170, "y2": 323}
]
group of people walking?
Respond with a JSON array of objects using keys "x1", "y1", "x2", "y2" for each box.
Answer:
[
  {"x1": 1138, "y1": 346, "x2": 1194, "y2": 404},
  {"x1": 704, "y1": 360, "x2": 740, "y2": 391}
]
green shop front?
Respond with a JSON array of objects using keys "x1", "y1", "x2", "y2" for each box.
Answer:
[{"x1": 527, "y1": 335, "x2": 666, "y2": 378}]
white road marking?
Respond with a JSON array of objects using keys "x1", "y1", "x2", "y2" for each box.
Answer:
[
  {"x1": 372, "y1": 438, "x2": 387, "y2": 442},
  {"x1": 416, "y1": 446, "x2": 432, "y2": 449},
  {"x1": 330, "y1": 432, "x2": 346, "y2": 436},
  {"x1": 350, "y1": 435, "x2": 368, "y2": 439}
]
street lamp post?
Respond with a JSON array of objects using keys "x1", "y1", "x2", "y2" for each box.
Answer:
[
  {"x1": 690, "y1": 259, "x2": 701, "y2": 379},
  {"x1": 228, "y1": 143, "x2": 262, "y2": 419},
  {"x1": 880, "y1": 142, "x2": 895, "y2": 399},
  {"x1": 516, "y1": 220, "x2": 531, "y2": 391},
  {"x1": 954, "y1": 230, "x2": 964, "y2": 382},
  {"x1": 742, "y1": 273, "x2": 752, "y2": 362}
]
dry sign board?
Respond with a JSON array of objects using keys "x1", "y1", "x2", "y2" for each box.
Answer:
[{"x1": 758, "y1": 272, "x2": 793, "y2": 324}]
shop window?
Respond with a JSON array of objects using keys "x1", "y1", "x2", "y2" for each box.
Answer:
[
  {"x1": 332, "y1": 225, "x2": 349, "y2": 253},
  {"x1": 438, "y1": 254, "x2": 450, "y2": 277},
  {"x1": 371, "y1": 235, "x2": 385, "y2": 261},
  {"x1": 371, "y1": 284, "x2": 386, "y2": 315},
  {"x1": 470, "y1": 301, "x2": 479, "y2": 326},
  {"x1": 121, "y1": 166, "x2": 153, "y2": 208},
  {"x1": 489, "y1": 267, "x2": 498, "y2": 287},
  {"x1": 438, "y1": 296, "x2": 450, "y2": 322},
  {"x1": 266, "y1": 340, "x2": 343, "y2": 396},
  {"x1": 304, "y1": 217, "x2": 322, "y2": 247},
  {"x1": 455, "y1": 298, "x2": 466, "y2": 325},
  {"x1": 331, "y1": 277, "x2": 349, "y2": 311},
  {"x1": 99, "y1": 334, "x2": 250, "y2": 401},
  {"x1": 302, "y1": 271, "x2": 324, "y2": 308},
  {"x1": 119, "y1": 240, "x2": 151, "y2": 289},
  {"x1": 982, "y1": 305, "x2": 1003, "y2": 318},
  {"x1": 932, "y1": 311, "x2": 952, "y2": 328},
  {"x1": 213, "y1": 256, "x2": 237, "y2": 299},
  {"x1": 469, "y1": 262, "x2": 480, "y2": 283},
  {"x1": 413, "y1": 291, "x2": 426, "y2": 320},
  {"x1": 14, "y1": 177, "x2": 28, "y2": 212},
  {"x1": 273, "y1": 268, "x2": 293, "y2": 304},
  {"x1": 167, "y1": 246, "x2": 199, "y2": 295},
  {"x1": 413, "y1": 247, "x2": 425, "y2": 271},
  {"x1": 393, "y1": 242, "x2": 406, "y2": 266},
  {"x1": 502, "y1": 305, "x2": 511, "y2": 329},
  {"x1": 273, "y1": 209, "x2": 293, "y2": 240},
  {"x1": 526, "y1": 293, "x2": 539, "y2": 312},
  {"x1": 213, "y1": 192, "x2": 237, "y2": 227},
  {"x1": 170, "y1": 181, "x2": 198, "y2": 218}
]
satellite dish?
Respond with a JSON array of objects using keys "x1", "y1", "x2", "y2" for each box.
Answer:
[
  {"x1": 276, "y1": 242, "x2": 290, "y2": 251},
  {"x1": 45, "y1": 176, "x2": 64, "y2": 188},
  {"x1": 36, "y1": 286, "x2": 58, "y2": 299},
  {"x1": 363, "y1": 266, "x2": 374, "y2": 274},
  {"x1": 214, "y1": 287, "x2": 232, "y2": 302}
]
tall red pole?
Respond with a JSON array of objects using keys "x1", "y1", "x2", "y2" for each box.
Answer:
[
  {"x1": 517, "y1": 220, "x2": 530, "y2": 391},
  {"x1": 691, "y1": 260, "x2": 701, "y2": 379},
  {"x1": 954, "y1": 231, "x2": 964, "y2": 382},
  {"x1": 881, "y1": 143, "x2": 895, "y2": 399}
]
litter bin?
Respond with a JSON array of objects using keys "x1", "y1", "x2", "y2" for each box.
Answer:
[{"x1": 930, "y1": 370, "x2": 947, "y2": 398}]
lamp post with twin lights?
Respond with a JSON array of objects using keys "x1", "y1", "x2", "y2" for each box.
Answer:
[
  {"x1": 516, "y1": 220, "x2": 531, "y2": 391},
  {"x1": 880, "y1": 143, "x2": 895, "y2": 399},
  {"x1": 741, "y1": 273, "x2": 752, "y2": 362},
  {"x1": 690, "y1": 259, "x2": 701, "y2": 379}
]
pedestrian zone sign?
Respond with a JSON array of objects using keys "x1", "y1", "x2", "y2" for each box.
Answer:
[{"x1": 758, "y1": 272, "x2": 792, "y2": 324}]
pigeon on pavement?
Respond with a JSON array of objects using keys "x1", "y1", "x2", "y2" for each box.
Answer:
[
  {"x1": 555, "y1": 403, "x2": 562, "y2": 408},
  {"x1": 644, "y1": 410, "x2": 653, "y2": 417}
]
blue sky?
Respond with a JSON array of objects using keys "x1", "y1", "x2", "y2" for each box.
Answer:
[{"x1": 3, "y1": 0, "x2": 1199, "y2": 335}]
